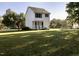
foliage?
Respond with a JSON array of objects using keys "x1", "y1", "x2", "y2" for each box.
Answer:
[
  {"x1": 50, "y1": 18, "x2": 67, "y2": 28},
  {"x1": 15, "y1": 13, "x2": 25, "y2": 29},
  {"x1": 2, "y1": 9, "x2": 16, "y2": 28},
  {"x1": 22, "y1": 27, "x2": 31, "y2": 31},
  {"x1": 2, "y1": 9, "x2": 25, "y2": 29},
  {"x1": 66, "y1": 2, "x2": 79, "y2": 26},
  {"x1": 0, "y1": 23, "x2": 5, "y2": 30}
]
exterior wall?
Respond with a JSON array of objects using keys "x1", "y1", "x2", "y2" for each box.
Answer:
[
  {"x1": 73, "y1": 23, "x2": 79, "y2": 28},
  {"x1": 43, "y1": 19, "x2": 50, "y2": 29},
  {"x1": 25, "y1": 8, "x2": 35, "y2": 29},
  {"x1": 25, "y1": 8, "x2": 50, "y2": 29},
  {"x1": 34, "y1": 14, "x2": 49, "y2": 21},
  {"x1": 34, "y1": 14, "x2": 50, "y2": 29},
  {"x1": 43, "y1": 14, "x2": 50, "y2": 29}
]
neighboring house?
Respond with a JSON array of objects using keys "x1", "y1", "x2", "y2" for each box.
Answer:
[
  {"x1": 25, "y1": 6, "x2": 50, "y2": 29},
  {"x1": 0, "y1": 16, "x2": 5, "y2": 30},
  {"x1": 0, "y1": 16, "x2": 3, "y2": 21},
  {"x1": 73, "y1": 23, "x2": 79, "y2": 28},
  {"x1": 0, "y1": 16, "x2": 3, "y2": 25}
]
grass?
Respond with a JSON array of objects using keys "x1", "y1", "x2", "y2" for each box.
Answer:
[{"x1": 0, "y1": 29, "x2": 79, "y2": 56}]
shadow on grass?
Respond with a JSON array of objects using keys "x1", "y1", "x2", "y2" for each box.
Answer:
[
  {"x1": 0, "y1": 30, "x2": 79, "y2": 55},
  {"x1": 48, "y1": 40, "x2": 79, "y2": 56}
]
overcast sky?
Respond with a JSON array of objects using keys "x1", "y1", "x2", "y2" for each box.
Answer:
[{"x1": 0, "y1": 2, "x2": 68, "y2": 20}]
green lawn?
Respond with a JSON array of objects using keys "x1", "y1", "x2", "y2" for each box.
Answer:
[{"x1": 0, "y1": 29, "x2": 79, "y2": 56}]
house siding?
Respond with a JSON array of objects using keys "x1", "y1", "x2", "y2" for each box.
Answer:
[
  {"x1": 25, "y1": 8, "x2": 35, "y2": 29},
  {"x1": 34, "y1": 14, "x2": 50, "y2": 29},
  {"x1": 25, "y1": 7, "x2": 50, "y2": 29}
]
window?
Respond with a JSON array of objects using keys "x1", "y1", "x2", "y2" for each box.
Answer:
[
  {"x1": 45, "y1": 14, "x2": 49, "y2": 17},
  {"x1": 35, "y1": 13, "x2": 42, "y2": 18}
]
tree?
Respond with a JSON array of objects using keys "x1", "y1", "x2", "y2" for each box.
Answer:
[
  {"x1": 2, "y1": 9, "x2": 17, "y2": 28},
  {"x1": 2, "y1": 9, "x2": 25, "y2": 30},
  {"x1": 15, "y1": 13, "x2": 25, "y2": 30},
  {"x1": 66, "y1": 2, "x2": 79, "y2": 27},
  {"x1": 50, "y1": 18, "x2": 67, "y2": 28}
]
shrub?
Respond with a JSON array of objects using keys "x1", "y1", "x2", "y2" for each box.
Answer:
[
  {"x1": 42, "y1": 27, "x2": 48, "y2": 30},
  {"x1": 22, "y1": 27, "x2": 31, "y2": 31}
]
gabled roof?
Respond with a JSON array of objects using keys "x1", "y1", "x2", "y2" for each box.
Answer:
[{"x1": 28, "y1": 6, "x2": 50, "y2": 14}]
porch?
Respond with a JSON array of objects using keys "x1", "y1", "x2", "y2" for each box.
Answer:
[{"x1": 32, "y1": 21, "x2": 44, "y2": 29}]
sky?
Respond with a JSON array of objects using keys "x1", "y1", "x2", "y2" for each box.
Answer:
[{"x1": 0, "y1": 2, "x2": 68, "y2": 20}]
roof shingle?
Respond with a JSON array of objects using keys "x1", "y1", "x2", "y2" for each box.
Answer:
[{"x1": 28, "y1": 6, "x2": 50, "y2": 14}]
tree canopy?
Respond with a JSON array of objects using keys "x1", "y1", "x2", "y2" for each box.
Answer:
[
  {"x1": 66, "y1": 2, "x2": 79, "y2": 26},
  {"x1": 50, "y1": 18, "x2": 67, "y2": 28},
  {"x1": 2, "y1": 9, "x2": 25, "y2": 29}
]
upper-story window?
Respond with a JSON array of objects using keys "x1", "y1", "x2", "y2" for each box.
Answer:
[
  {"x1": 45, "y1": 14, "x2": 49, "y2": 17},
  {"x1": 35, "y1": 13, "x2": 42, "y2": 18}
]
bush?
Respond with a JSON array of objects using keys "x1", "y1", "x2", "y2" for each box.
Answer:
[
  {"x1": 22, "y1": 27, "x2": 31, "y2": 31},
  {"x1": 42, "y1": 27, "x2": 48, "y2": 30}
]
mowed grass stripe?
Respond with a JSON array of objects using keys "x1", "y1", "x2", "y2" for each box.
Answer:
[{"x1": 0, "y1": 29, "x2": 78, "y2": 55}]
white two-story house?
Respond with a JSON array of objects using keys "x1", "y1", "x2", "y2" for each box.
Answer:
[{"x1": 25, "y1": 6, "x2": 50, "y2": 29}]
